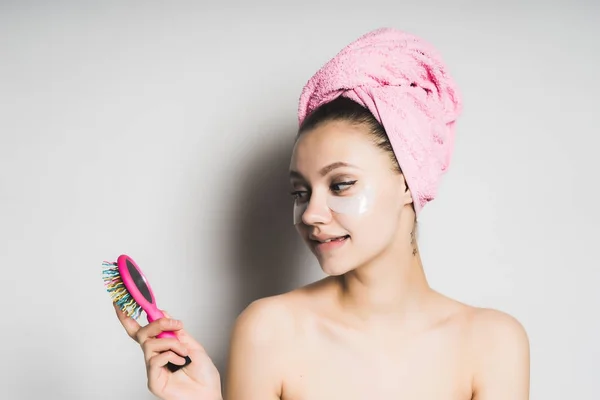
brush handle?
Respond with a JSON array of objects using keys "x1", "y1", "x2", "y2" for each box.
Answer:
[
  {"x1": 146, "y1": 305, "x2": 192, "y2": 372},
  {"x1": 147, "y1": 308, "x2": 178, "y2": 339}
]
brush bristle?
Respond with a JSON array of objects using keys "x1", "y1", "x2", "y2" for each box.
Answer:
[{"x1": 102, "y1": 261, "x2": 142, "y2": 320}]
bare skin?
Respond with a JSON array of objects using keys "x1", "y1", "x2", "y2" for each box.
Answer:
[
  {"x1": 114, "y1": 304, "x2": 222, "y2": 400},
  {"x1": 225, "y1": 120, "x2": 530, "y2": 400},
  {"x1": 115, "y1": 120, "x2": 529, "y2": 400},
  {"x1": 226, "y1": 279, "x2": 530, "y2": 400}
]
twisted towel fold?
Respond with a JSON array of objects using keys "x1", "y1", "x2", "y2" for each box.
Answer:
[{"x1": 298, "y1": 27, "x2": 463, "y2": 215}]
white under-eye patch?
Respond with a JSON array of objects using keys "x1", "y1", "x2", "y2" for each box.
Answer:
[
  {"x1": 293, "y1": 200, "x2": 308, "y2": 225},
  {"x1": 293, "y1": 185, "x2": 374, "y2": 225}
]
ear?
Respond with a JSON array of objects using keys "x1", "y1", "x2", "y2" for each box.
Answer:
[{"x1": 399, "y1": 174, "x2": 413, "y2": 206}]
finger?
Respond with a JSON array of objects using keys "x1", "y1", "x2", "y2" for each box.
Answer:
[
  {"x1": 113, "y1": 302, "x2": 142, "y2": 341},
  {"x1": 136, "y1": 317, "x2": 183, "y2": 344},
  {"x1": 159, "y1": 310, "x2": 206, "y2": 352},
  {"x1": 160, "y1": 311, "x2": 192, "y2": 341},
  {"x1": 141, "y1": 337, "x2": 189, "y2": 362},
  {"x1": 147, "y1": 351, "x2": 188, "y2": 379},
  {"x1": 175, "y1": 330, "x2": 206, "y2": 352}
]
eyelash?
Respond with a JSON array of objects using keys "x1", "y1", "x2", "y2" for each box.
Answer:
[{"x1": 290, "y1": 180, "x2": 357, "y2": 200}]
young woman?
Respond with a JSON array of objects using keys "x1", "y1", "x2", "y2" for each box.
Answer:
[{"x1": 114, "y1": 28, "x2": 530, "y2": 400}]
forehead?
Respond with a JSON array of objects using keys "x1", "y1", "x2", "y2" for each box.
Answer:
[{"x1": 290, "y1": 121, "x2": 384, "y2": 174}]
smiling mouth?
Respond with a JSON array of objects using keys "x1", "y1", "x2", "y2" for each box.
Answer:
[
  {"x1": 319, "y1": 235, "x2": 349, "y2": 243},
  {"x1": 311, "y1": 235, "x2": 350, "y2": 248}
]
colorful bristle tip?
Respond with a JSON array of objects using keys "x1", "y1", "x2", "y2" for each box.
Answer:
[{"x1": 102, "y1": 261, "x2": 142, "y2": 320}]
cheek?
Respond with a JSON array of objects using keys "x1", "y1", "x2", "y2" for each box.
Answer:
[
  {"x1": 336, "y1": 210, "x2": 395, "y2": 239},
  {"x1": 336, "y1": 190, "x2": 400, "y2": 241}
]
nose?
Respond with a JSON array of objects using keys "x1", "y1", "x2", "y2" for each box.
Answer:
[{"x1": 301, "y1": 192, "x2": 332, "y2": 226}]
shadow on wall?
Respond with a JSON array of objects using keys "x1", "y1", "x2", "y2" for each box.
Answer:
[
  {"x1": 212, "y1": 125, "x2": 307, "y2": 374},
  {"x1": 229, "y1": 128, "x2": 306, "y2": 306}
]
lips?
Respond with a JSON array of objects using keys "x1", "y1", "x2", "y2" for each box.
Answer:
[{"x1": 311, "y1": 235, "x2": 350, "y2": 252}]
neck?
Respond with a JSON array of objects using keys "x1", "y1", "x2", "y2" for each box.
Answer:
[{"x1": 334, "y1": 228, "x2": 433, "y2": 325}]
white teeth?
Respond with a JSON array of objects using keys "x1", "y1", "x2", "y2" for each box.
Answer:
[{"x1": 322, "y1": 236, "x2": 346, "y2": 243}]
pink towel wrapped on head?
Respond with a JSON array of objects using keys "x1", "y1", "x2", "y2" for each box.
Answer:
[{"x1": 297, "y1": 27, "x2": 463, "y2": 216}]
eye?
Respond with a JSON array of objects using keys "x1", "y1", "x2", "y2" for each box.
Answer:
[
  {"x1": 331, "y1": 180, "x2": 357, "y2": 193},
  {"x1": 290, "y1": 190, "x2": 308, "y2": 201}
]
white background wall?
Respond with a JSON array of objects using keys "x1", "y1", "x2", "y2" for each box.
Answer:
[{"x1": 1, "y1": 1, "x2": 598, "y2": 399}]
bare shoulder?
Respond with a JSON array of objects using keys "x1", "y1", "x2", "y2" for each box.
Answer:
[
  {"x1": 468, "y1": 307, "x2": 530, "y2": 351},
  {"x1": 232, "y1": 295, "x2": 297, "y2": 342},
  {"x1": 228, "y1": 279, "x2": 330, "y2": 351},
  {"x1": 225, "y1": 293, "x2": 305, "y2": 400},
  {"x1": 429, "y1": 295, "x2": 530, "y2": 398},
  {"x1": 437, "y1": 295, "x2": 529, "y2": 345},
  {"x1": 467, "y1": 307, "x2": 530, "y2": 399}
]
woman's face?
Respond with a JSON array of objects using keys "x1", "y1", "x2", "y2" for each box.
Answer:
[{"x1": 289, "y1": 120, "x2": 413, "y2": 276}]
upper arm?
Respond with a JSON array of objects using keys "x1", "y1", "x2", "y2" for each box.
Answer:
[
  {"x1": 471, "y1": 309, "x2": 530, "y2": 400},
  {"x1": 224, "y1": 297, "x2": 292, "y2": 400}
]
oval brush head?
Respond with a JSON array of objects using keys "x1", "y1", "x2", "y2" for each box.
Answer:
[{"x1": 102, "y1": 260, "x2": 143, "y2": 320}]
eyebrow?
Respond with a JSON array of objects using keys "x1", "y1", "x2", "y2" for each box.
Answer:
[{"x1": 289, "y1": 161, "x2": 358, "y2": 180}]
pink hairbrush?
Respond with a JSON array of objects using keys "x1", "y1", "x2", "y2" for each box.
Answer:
[{"x1": 102, "y1": 254, "x2": 192, "y2": 372}]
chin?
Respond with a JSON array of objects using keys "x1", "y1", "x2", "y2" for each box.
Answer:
[{"x1": 316, "y1": 257, "x2": 359, "y2": 276}]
